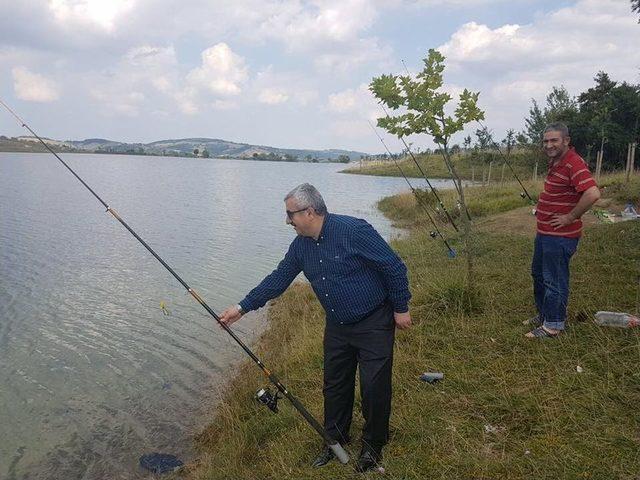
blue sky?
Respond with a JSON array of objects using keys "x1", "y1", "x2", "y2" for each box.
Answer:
[{"x1": 1, "y1": 0, "x2": 639, "y2": 153}]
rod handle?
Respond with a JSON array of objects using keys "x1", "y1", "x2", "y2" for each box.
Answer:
[{"x1": 329, "y1": 442, "x2": 350, "y2": 464}]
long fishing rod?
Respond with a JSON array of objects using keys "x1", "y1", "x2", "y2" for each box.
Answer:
[
  {"x1": 378, "y1": 106, "x2": 460, "y2": 232},
  {"x1": 369, "y1": 121, "x2": 456, "y2": 258},
  {"x1": 0, "y1": 99, "x2": 349, "y2": 465},
  {"x1": 476, "y1": 122, "x2": 534, "y2": 203}
]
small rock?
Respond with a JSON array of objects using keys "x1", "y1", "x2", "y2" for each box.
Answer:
[{"x1": 576, "y1": 366, "x2": 583, "y2": 373}]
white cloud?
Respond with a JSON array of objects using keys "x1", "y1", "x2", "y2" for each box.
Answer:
[
  {"x1": 12, "y1": 67, "x2": 60, "y2": 102},
  {"x1": 314, "y1": 37, "x2": 393, "y2": 73},
  {"x1": 252, "y1": 0, "x2": 378, "y2": 50},
  {"x1": 327, "y1": 84, "x2": 377, "y2": 114},
  {"x1": 245, "y1": 0, "x2": 392, "y2": 74},
  {"x1": 90, "y1": 88, "x2": 144, "y2": 116},
  {"x1": 436, "y1": 0, "x2": 640, "y2": 137},
  {"x1": 186, "y1": 43, "x2": 248, "y2": 97},
  {"x1": 258, "y1": 88, "x2": 289, "y2": 105},
  {"x1": 48, "y1": 0, "x2": 133, "y2": 31},
  {"x1": 326, "y1": 83, "x2": 382, "y2": 139},
  {"x1": 124, "y1": 45, "x2": 177, "y2": 69},
  {"x1": 211, "y1": 99, "x2": 238, "y2": 110},
  {"x1": 328, "y1": 89, "x2": 359, "y2": 113},
  {"x1": 251, "y1": 67, "x2": 318, "y2": 107}
]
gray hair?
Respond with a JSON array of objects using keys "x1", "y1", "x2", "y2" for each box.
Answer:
[
  {"x1": 544, "y1": 122, "x2": 570, "y2": 138},
  {"x1": 284, "y1": 183, "x2": 328, "y2": 215}
]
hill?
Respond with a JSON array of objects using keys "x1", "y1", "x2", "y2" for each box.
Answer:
[{"x1": 0, "y1": 135, "x2": 367, "y2": 162}]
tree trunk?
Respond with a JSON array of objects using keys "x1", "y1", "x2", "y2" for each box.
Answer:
[
  {"x1": 626, "y1": 143, "x2": 632, "y2": 183},
  {"x1": 441, "y1": 145, "x2": 474, "y2": 290}
]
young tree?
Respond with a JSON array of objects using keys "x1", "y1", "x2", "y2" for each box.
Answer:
[
  {"x1": 502, "y1": 129, "x2": 516, "y2": 156},
  {"x1": 524, "y1": 99, "x2": 547, "y2": 144},
  {"x1": 524, "y1": 86, "x2": 579, "y2": 144},
  {"x1": 370, "y1": 48, "x2": 485, "y2": 286},
  {"x1": 463, "y1": 135, "x2": 472, "y2": 151}
]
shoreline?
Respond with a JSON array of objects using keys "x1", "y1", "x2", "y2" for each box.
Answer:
[{"x1": 188, "y1": 172, "x2": 640, "y2": 479}]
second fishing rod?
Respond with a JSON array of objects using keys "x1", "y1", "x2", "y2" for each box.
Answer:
[
  {"x1": 369, "y1": 121, "x2": 457, "y2": 258},
  {"x1": 476, "y1": 122, "x2": 534, "y2": 203},
  {"x1": 0, "y1": 99, "x2": 350, "y2": 465}
]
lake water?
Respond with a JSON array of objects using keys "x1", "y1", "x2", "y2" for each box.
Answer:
[{"x1": 0, "y1": 152, "x2": 454, "y2": 479}]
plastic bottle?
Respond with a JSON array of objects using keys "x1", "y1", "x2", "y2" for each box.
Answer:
[
  {"x1": 594, "y1": 311, "x2": 640, "y2": 328},
  {"x1": 621, "y1": 203, "x2": 638, "y2": 219},
  {"x1": 420, "y1": 372, "x2": 444, "y2": 383}
]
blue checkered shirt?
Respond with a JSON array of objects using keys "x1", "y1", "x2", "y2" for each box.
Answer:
[{"x1": 239, "y1": 213, "x2": 411, "y2": 325}]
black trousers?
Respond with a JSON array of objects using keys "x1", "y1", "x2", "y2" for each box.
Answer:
[{"x1": 322, "y1": 302, "x2": 395, "y2": 452}]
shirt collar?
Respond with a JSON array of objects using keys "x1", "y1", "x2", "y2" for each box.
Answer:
[
  {"x1": 550, "y1": 146, "x2": 576, "y2": 169},
  {"x1": 316, "y1": 213, "x2": 331, "y2": 242}
]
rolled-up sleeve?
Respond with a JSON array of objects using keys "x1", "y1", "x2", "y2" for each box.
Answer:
[
  {"x1": 239, "y1": 242, "x2": 302, "y2": 312},
  {"x1": 352, "y1": 223, "x2": 411, "y2": 313}
]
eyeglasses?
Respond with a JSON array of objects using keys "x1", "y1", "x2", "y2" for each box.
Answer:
[{"x1": 286, "y1": 207, "x2": 308, "y2": 220}]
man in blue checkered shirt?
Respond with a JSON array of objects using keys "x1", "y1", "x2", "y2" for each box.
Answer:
[{"x1": 220, "y1": 183, "x2": 411, "y2": 472}]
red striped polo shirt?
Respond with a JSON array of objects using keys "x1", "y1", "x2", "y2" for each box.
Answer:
[{"x1": 536, "y1": 148, "x2": 597, "y2": 238}]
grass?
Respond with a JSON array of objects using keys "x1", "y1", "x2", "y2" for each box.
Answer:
[
  {"x1": 342, "y1": 150, "x2": 546, "y2": 181},
  {"x1": 377, "y1": 180, "x2": 542, "y2": 229},
  {"x1": 186, "y1": 173, "x2": 640, "y2": 480}
]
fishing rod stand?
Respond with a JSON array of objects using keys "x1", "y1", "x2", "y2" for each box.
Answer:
[{"x1": 256, "y1": 387, "x2": 280, "y2": 413}]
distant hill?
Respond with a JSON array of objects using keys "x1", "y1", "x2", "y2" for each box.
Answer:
[{"x1": 0, "y1": 135, "x2": 368, "y2": 163}]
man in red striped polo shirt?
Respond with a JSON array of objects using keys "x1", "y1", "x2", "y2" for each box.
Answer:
[{"x1": 525, "y1": 122, "x2": 600, "y2": 338}]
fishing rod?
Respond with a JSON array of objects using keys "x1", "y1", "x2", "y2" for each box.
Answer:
[
  {"x1": 369, "y1": 121, "x2": 456, "y2": 258},
  {"x1": 0, "y1": 99, "x2": 350, "y2": 465},
  {"x1": 378, "y1": 106, "x2": 460, "y2": 231},
  {"x1": 476, "y1": 122, "x2": 534, "y2": 203}
]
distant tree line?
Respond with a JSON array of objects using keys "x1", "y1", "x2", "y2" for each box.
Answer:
[
  {"x1": 446, "y1": 72, "x2": 640, "y2": 171},
  {"x1": 519, "y1": 72, "x2": 640, "y2": 170}
]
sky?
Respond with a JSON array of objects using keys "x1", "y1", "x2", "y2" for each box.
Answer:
[{"x1": 1, "y1": 0, "x2": 639, "y2": 154}]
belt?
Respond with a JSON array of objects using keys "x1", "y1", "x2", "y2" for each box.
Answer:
[{"x1": 356, "y1": 299, "x2": 390, "y2": 323}]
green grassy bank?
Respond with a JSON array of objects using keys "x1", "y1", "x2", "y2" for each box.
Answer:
[
  {"x1": 188, "y1": 175, "x2": 640, "y2": 480},
  {"x1": 342, "y1": 150, "x2": 546, "y2": 181}
]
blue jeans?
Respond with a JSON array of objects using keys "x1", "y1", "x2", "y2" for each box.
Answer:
[{"x1": 531, "y1": 234, "x2": 579, "y2": 331}]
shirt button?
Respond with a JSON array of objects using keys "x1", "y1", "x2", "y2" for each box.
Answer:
[
  {"x1": 325, "y1": 293, "x2": 329, "y2": 297},
  {"x1": 319, "y1": 259, "x2": 322, "y2": 263},
  {"x1": 316, "y1": 243, "x2": 319, "y2": 246},
  {"x1": 322, "y1": 277, "x2": 325, "y2": 280}
]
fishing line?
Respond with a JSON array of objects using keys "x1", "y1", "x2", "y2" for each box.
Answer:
[
  {"x1": 475, "y1": 122, "x2": 534, "y2": 203},
  {"x1": 0, "y1": 99, "x2": 349, "y2": 465},
  {"x1": 369, "y1": 121, "x2": 457, "y2": 258}
]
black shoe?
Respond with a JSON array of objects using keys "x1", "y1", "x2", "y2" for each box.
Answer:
[
  {"x1": 311, "y1": 446, "x2": 335, "y2": 467},
  {"x1": 356, "y1": 449, "x2": 381, "y2": 473}
]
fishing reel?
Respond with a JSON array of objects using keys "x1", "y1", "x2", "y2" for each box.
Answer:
[
  {"x1": 255, "y1": 387, "x2": 279, "y2": 413},
  {"x1": 429, "y1": 231, "x2": 437, "y2": 239},
  {"x1": 520, "y1": 192, "x2": 526, "y2": 199}
]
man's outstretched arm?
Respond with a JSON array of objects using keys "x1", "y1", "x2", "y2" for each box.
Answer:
[{"x1": 220, "y1": 243, "x2": 302, "y2": 326}]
